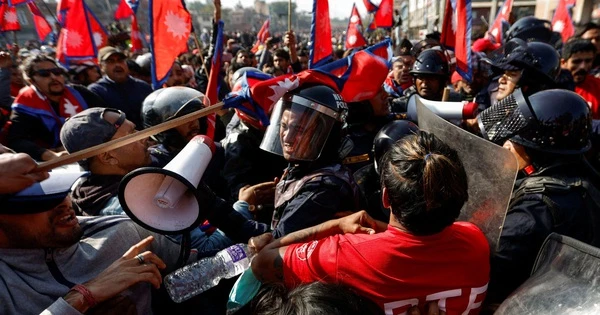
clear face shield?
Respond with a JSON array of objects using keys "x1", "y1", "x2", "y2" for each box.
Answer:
[{"x1": 260, "y1": 94, "x2": 342, "y2": 162}]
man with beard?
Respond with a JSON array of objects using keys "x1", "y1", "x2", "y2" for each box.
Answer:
[
  {"x1": 0, "y1": 161, "x2": 201, "y2": 315},
  {"x1": 89, "y1": 46, "x2": 153, "y2": 128},
  {"x1": 560, "y1": 39, "x2": 600, "y2": 119},
  {"x1": 6, "y1": 54, "x2": 106, "y2": 161}
]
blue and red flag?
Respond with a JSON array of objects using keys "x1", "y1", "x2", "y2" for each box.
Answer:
[
  {"x1": 85, "y1": 3, "x2": 109, "y2": 50},
  {"x1": 308, "y1": 0, "x2": 332, "y2": 69},
  {"x1": 372, "y1": 0, "x2": 393, "y2": 28},
  {"x1": 204, "y1": 20, "x2": 224, "y2": 139},
  {"x1": 7, "y1": 0, "x2": 31, "y2": 6},
  {"x1": 440, "y1": 0, "x2": 472, "y2": 82},
  {"x1": 0, "y1": 2, "x2": 20, "y2": 32},
  {"x1": 149, "y1": 0, "x2": 192, "y2": 89},
  {"x1": 224, "y1": 39, "x2": 393, "y2": 127},
  {"x1": 552, "y1": 0, "x2": 576, "y2": 42},
  {"x1": 489, "y1": 0, "x2": 513, "y2": 44},
  {"x1": 55, "y1": 0, "x2": 97, "y2": 65},
  {"x1": 56, "y1": 0, "x2": 69, "y2": 26},
  {"x1": 251, "y1": 18, "x2": 270, "y2": 53},
  {"x1": 115, "y1": 0, "x2": 139, "y2": 20},
  {"x1": 27, "y1": 2, "x2": 52, "y2": 41},
  {"x1": 130, "y1": 14, "x2": 144, "y2": 52},
  {"x1": 345, "y1": 4, "x2": 366, "y2": 49},
  {"x1": 363, "y1": 0, "x2": 378, "y2": 13}
]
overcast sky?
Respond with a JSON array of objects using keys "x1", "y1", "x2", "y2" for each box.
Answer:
[{"x1": 217, "y1": 0, "x2": 371, "y2": 20}]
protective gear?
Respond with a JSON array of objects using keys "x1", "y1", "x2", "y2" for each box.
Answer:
[
  {"x1": 484, "y1": 38, "x2": 560, "y2": 90},
  {"x1": 505, "y1": 17, "x2": 553, "y2": 43},
  {"x1": 372, "y1": 120, "x2": 419, "y2": 175},
  {"x1": 260, "y1": 85, "x2": 348, "y2": 162},
  {"x1": 410, "y1": 49, "x2": 450, "y2": 77},
  {"x1": 231, "y1": 68, "x2": 271, "y2": 131},
  {"x1": 141, "y1": 87, "x2": 209, "y2": 147},
  {"x1": 510, "y1": 89, "x2": 592, "y2": 154}
]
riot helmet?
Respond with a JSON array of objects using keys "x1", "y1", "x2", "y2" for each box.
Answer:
[
  {"x1": 141, "y1": 87, "x2": 209, "y2": 148},
  {"x1": 478, "y1": 89, "x2": 591, "y2": 154},
  {"x1": 410, "y1": 49, "x2": 450, "y2": 77},
  {"x1": 373, "y1": 120, "x2": 419, "y2": 175},
  {"x1": 260, "y1": 85, "x2": 348, "y2": 162},
  {"x1": 505, "y1": 17, "x2": 553, "y2": 43}
]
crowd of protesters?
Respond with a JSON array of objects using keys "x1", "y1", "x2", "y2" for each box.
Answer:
[{"x1": 2, "y1": 0, "x2": 600, "y2": 313}]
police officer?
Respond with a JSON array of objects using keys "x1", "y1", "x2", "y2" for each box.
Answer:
[
  {"x1": 259, "y1": 85, "x2": 363, "y2": 238},
  {"x1": 480, "y1": 89, "x2": 600, "y2": 308},
  {"x1": 504, "y1": 16, "x2": 553, "y2": 43}
]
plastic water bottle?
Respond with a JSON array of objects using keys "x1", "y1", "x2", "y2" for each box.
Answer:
[{"x1": 164, "y1": 243, "x2": 254, "y2": 303}]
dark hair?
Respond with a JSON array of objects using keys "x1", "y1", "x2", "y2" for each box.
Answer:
[
  {"x1": 251, "y1": 282, "x2": 384, "y2": 315},
  {"x1": 21, "y1": 54, "x2": 59, "y2": 79},
  {"x1": 274, "y1": 49, "x2": 290, "y2": 61},
  {"x1": 380, "y1": 131, "x2": 468, "y2": 235},
  {"x1": 576, "y1": 22, "x2": 600, "y2": 38},
  {"x1": 236, "y1": 49, "x2": 249, "y2": 57},
  {"x1": 562, "y1": 39, "x2": 596, "y2": 60}
]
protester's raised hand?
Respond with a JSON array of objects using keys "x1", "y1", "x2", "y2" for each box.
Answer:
[
  {"x1": 0, "y1": 153, "x2": 49, "y2": 194},
  {"x1": 0, "y1": 51, "x2": 12, "y2": 68}
]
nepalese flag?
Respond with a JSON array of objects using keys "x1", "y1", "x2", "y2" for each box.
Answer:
[
  {"x1": 251, "y1": 18, "x2": 270, "y2": 53},
  {"x1": 55, "y1": 0, "x2": 96, "y2": 64},
  {"x1": 441, "y1": 0, "x2": 473, "y2": 82},
  {"x1": 308, "y1": 0, "x2": 333, "y2": 69},
  {"x1": 345, "y1": 4, "x2": 366, "y2": 49},
  {"x1": 7, "y1": 0, "x2": 31, "y2": 6},
  {"x1": 27, "y1": 2, "x2": 52, "y2": 41},
  {"x1": 0, "y1": 3, "x2": 20, "y2": 31},
  {"x1": 223, "y1": 39, "x2": 393, "y2": 127},
  {"x1": 130, "y1": 14, "x2": 144, "y2": 52},
  {"x1": 149, "y1": 0, "x2": 192, "y2": 89},
  {"x1": 363, "y1": 0, "x2": 378, "y2": 13},
  {"x1": 56, "y1": 0, "x2": 69, "y2": 25},
  {"x1": 115, "y1": 0, "x2": 139, "y2": 20},
  {"x1": 489, "y1": 0, "x2": 513, "y2": 44},
  {"x1": 204, "y1": 20, "x2": 224, "y2": 139},
  {"x1": 85, "y1": 4, "x2": 109, "y2": 50},
  {"x1": 372, "y1": 0, "x2": 393, "y2": 28},
  {"x1": 552, "y1": 0, "x2": 576, "y2": 42}
]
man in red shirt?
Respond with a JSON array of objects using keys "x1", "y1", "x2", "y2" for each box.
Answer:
[
  {"x1": 251, "y1": 131, "x2": 490, "y2": 314},
  {"x1": 561, "y1": 39, "x2": 600, "y2": 119}
]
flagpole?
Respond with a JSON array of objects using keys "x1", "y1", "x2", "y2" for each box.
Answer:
[
  {"x1": 288, "y1": 0, "x2": 292, "y2": 31},
  {"x1": 12, "y1": 31, "x2": 16, "y2": 46},
  {"x1": 37, "y1": 102, "x2": 226, "y2": 171}
]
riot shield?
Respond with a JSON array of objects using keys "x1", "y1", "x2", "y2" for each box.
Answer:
[
  {"x1": 497, "y1": 233, "x2": 600, "y2": 314},
  {"x1": 417, "y1": 97, "x2": 518, "y2": 251}
]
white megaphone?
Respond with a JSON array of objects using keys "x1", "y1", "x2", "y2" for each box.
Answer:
[
  {"x1": 406, "y1": 94, "x2": 478, "y2": 122},
  {"x1": 118, "y1": 135, "x2": 216, "y2": 234}
]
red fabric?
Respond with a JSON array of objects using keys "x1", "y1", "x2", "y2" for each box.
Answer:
[
  {"x1": 114, "y1": 0, "x2": 134, "y2": 20},
  {"x1": 56, "y1": 0, "x2": 96, "y2": 63},
  {"x1": 150, "y1": 0, "x2": 192, "y2": 89},
  {"x1": 441, "y1": 0, "x2": 472, "y2": 82},
  {"x1": 0, "y1": 3, "x2": 20, "y2": 31},
  {"x1": 283, "y1": 222, "x2": 490, "y2": 314},
  {"x1": 472, "y1": 37, "x2": 500, "y2": 53},
  {"x1": 14, "y1": 86, "x2": 87, "y2": 118},
  {"x1": 130, "y1": 14, "x2": 143, "y2": 53},
  {"x1": 488, "y1": 0, "x2": 513, "y2": 44},
  {"x1": 362, "y1": 0, "x2": 377, "y2": 13},
  {"x1": 575, "y1": 75, "x2": 600, "y2": 119},
  {"x1": 552, "y1": 0, "x2": 575, "y2": 43},
  {"x1": 27, "y1": 2, "x2": 52, "y2": 41},
  {"x1": 10, "y1": 84, "x2": 22, "y2": 97},
  {"x1": 56, "y1": 0, "x2": 69, "y2": 24},
  {"x1": 7, "y1": 0, "x2": 31, "y2": 6},
  {"x1": 251, "y1": 19, "x2": 270, "y2": 54},
  {"x1": 373, "y1": 0, "x2": 393, "y2": 28},
  {"x1": 86, "y1": 5, "x2": 108, "y2": 50},
  {"x1": 309, "y1": 0, "x2": 332, "y2": 68},
  {"x1": 345, "y1": 4, "x2": 366, "y2": 49},
  {"x1": 205, "y1": 20, "x2": 224, "y2": 139}
]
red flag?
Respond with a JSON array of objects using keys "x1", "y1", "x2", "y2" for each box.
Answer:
[
  {"x1": 115, "y1": 0, "x2": 134, "y2": 20},
  {"x1": 7, "y1": 0, "x2": 31, "y2": 6},
  {"x1": 204, "y1": 20, "x2": 224, "y2": 139},
  {"x1": 56, "y1": 0, "x2": 69, "y2": 25},
  {"x1": 552, "y1": 0, "x2": 575, "y2": 43},
  {"x1": 27, "y1": 2, "x2": 52, "y2": 41},
  {"x1": 55, "y1": 0, "x2": 96, "y2": 64},
  {"x1": 345, "y1": 4, "x2": 366, "y2": 49},
  {"x1": 309, "y1": 0, "x2": 332, "y2": 68},
  {"x1": 373, "y1": 0, "x2": 393, "y2": 28},
  {"x1": 0, "y1": 3, "x2": 20, "y2": 31},
  {"x1": 251, "y1": 18, "x2": 270, "y2": 53},
  {"x1": 489, "y1": 0, "x2": 513, "y2": 44},
  {"x1": 441, "y1": 0, "x2": 473, "y2": 82},
  {"x1": 363, "y1": 0, "x2": 377, "y2": 13},
  {"x1": 149, "y1": 0, "x2": 192, "y2": 89},
  {"x1": 86, "y1": 4, "x2": 109, "y2": 50},
  {"x1": 130, "y1": 14, "x2": 144, "y2": 52}
]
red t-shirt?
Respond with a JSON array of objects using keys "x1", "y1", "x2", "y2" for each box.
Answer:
[
  {"x1": 283, "y1": 222, "x2": 490, "y2": 315},
  {"x1": 575, "y1": 75, "x2": 600, "y2": 119}
]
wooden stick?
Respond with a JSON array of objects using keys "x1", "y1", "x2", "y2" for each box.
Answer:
[
  {"x1": 36, "y1": 102, "x2": 225, "y2": 171},
  {"x1": 288, "y1": 0, "x2": 292, "y2": 32},
  {"x1": 442, "y1": 87, "x2": 450, "y2": 102}
]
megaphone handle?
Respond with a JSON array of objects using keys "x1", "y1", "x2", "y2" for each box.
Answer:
[
  {"x1": 176, "y1": 232, "x2": 192, "y2": 268},
  {"x1": 36, "y1": 103, "x2": 225, "y2": 172},
  {"x1": 442, "y1": 87, "x2": 450, "y2": 102}
]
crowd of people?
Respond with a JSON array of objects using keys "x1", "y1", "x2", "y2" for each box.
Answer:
[{"x1": 1, "y1": 0, "x2": 600, "y2": 313}]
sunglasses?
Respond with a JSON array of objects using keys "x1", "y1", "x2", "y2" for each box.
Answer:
[{"x1": 33, "y1": 68, "x2": 66, "y2": 78}]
